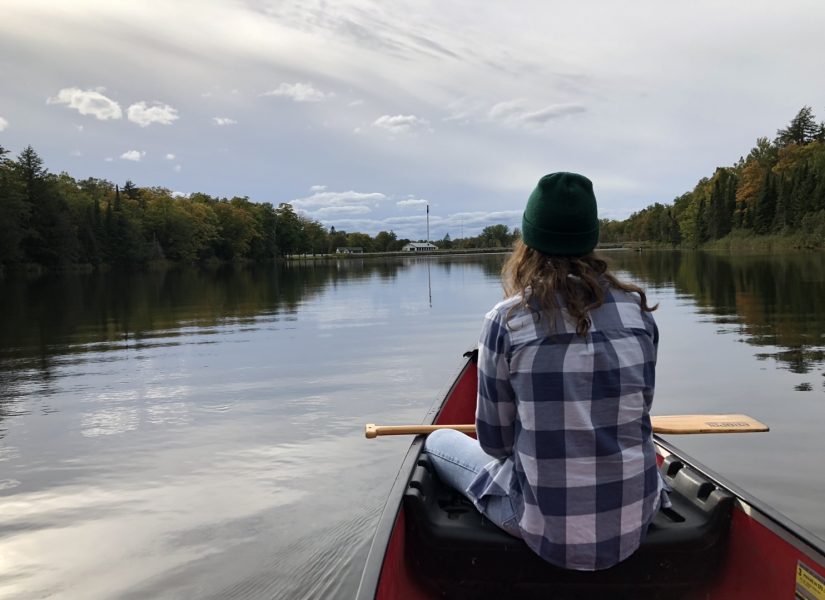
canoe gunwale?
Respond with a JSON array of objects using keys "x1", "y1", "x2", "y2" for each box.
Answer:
[
  {"x1": 355, "y1": 354, "x2": 475, "y2": 600},
  {"x1": 655, "y1": 436, "x2": 825, "y2": 562}
]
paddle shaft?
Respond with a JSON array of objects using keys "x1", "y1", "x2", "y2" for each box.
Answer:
[
  {"x1": 365, "y1": 414, "x2": 768, "y2": 438},
  {"x1": 365, "y1": 424, "x2": 476, "y2": 438}
]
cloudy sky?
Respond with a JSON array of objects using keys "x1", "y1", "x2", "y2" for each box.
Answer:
[{"x1": 2, "y1": 0, "x2": 825, "y2": 240}]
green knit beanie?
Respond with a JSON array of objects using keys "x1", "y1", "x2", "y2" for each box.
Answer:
[{"x1": 521, "y1": 172, "x2": 599, "y2": 256}]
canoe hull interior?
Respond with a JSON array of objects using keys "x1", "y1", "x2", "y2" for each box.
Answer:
[{"x1": 357, "y1": 353, "x2": 825, "y2": 600}]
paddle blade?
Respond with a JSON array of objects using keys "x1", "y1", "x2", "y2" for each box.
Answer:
[{"x1": 651, "y1": 414, "x2": 769, "y2": 434}]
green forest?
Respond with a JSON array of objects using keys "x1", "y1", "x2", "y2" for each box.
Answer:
[
  {"x1": 600, "y1": 106, "x2": 825, "y2": 249},
  {"x1": 0, "y1": 145, "x2": 517, "y2": 271},
  {"x1": 1, "y1": 106, "x2": 824, "y2": 271}
]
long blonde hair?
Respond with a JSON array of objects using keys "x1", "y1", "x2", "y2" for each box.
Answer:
[{"x1": 502, "y1": 240, "x2": 657, "y2": 337}]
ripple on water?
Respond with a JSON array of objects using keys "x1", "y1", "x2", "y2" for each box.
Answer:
[{"x1": 212, "y1": 505, "x2": 381, "y2": 600}]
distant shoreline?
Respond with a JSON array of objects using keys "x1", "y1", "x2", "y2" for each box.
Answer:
[{"x1": 284, "y1": 244, "x2": 642, "y2": 260}]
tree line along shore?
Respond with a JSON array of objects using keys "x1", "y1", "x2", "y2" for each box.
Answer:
[
  {"x1": 0, "y1": 145, "x2": 522, "y2": 272},
  {"x1": 2, "y1": 106, "x2": 824, "y2": 272},
  {"x1": 600, "y1": 106, "x2": 825, "y2": 251}
]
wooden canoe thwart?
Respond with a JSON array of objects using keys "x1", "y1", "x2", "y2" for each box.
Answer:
[
  {"x1": 356, "y1": 352, "x2": 823, "y2": 600},
  {"x1": 365, "y1": 414, "x2": 769, "y2": 439}
]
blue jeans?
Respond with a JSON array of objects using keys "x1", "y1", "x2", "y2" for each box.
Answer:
[{"x1": 423, "y1": 428, "x2": 521, "y2": 538}]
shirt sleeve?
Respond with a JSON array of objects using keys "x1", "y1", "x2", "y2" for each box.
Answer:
[{"x1": 475, "y1": 309, "x2": 516, "y2": 458}]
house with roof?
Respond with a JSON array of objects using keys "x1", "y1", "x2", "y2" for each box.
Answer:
[{"x1": 401, "y1": 242, "x2": 438, "y2": 252}]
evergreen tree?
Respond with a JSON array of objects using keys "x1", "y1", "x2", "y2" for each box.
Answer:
[
  {"x1": 666, "y1": 209, "x2": 681, "y2": 245},
  {"x1": 776, "y1": 106, "x2": 819, "y2": 147},
  {"x1": 772, "y1": 176, "x2": 789, "y2": 233},
  {"x1": 708, "y1": 175, "x2": 732, "y2": 239},
  {"x1": 0, "y1": 146, "x2": 29, "y2": 265},
  {"x1": 15, "y1": 146, "x2": 77, "y2": 266},
  {"x1": 724, "y1": 175, "x2": 737, "y2": 231},
  {"x1": 696, "y1": 197, "x2": 709, "y2": 243},
  {"x1": 16, "y1": 146, "x2": 46, "y2": 191},
  {"x1": 790, "y1": 163, "x2": 816, "y2": 228},
  {"x1": 123, "y1": 180, "x2": 140, "y2": 200},
  {"x1": 814, "y1": 158, "x2": 825, "y2": 212},
  {"x1": 93, "y1": 196, "x2": 101, "y2": 228},
  {"x1": 754, "y1": 172, "x2": 776, "y2": 234},
  {"x1": 77, "y1": 204, "x2": 100, "y2": 264}
]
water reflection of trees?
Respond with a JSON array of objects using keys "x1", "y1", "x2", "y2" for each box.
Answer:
[
  {"x1": 0, "y1": 261, "x2": 401, "y2": 366},
  {"x1": 0, "y1": 257, "x2": 505, "y2": 369},
  {"x1": 4, "y1": 251, "x2": 820, "y2": 382},
  {"x1": 611, "y1": 250, "x2": 825, "y2": 374},
  {"x1": 0, "y1": 256, "x2": 509, "y2": 431}
]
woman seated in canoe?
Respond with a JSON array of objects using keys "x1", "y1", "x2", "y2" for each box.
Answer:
[{"x1": 425, "y1": 172, "x2": 669, "y2": 571}]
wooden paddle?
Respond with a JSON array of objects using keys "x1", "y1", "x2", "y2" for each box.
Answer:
[{"x1": 365, "y1": 414, "x2": 768, "y2": 439}]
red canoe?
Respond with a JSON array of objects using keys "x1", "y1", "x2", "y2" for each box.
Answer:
[{"x1": 357, "y1": 351, "x2": 825, "y2": 599}]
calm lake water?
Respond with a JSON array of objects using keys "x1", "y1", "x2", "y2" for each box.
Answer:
[{"x1": 1, "y1": 251, "x2": 824, "y2": 599}]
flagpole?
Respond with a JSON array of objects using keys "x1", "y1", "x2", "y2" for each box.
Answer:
[{"x1": 426, "y1": 204, "x2": 430, "y2": 243}]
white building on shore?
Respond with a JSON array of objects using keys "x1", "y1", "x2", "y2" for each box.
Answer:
[{"x1": 401, "y1": 242, "x2": 438, "y2": 252}]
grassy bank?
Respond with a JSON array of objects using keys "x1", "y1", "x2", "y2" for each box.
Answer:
[{"x1": 701, "y1": 230, "x2": 824, "y2": 252}]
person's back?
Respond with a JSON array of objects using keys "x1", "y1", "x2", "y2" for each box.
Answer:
[
  {"x1": 425, "y1": 172, "x2": 668, "y2": 571},
  {"x1": 470, "y1": 280, "x2": 662, "y2": 570}
]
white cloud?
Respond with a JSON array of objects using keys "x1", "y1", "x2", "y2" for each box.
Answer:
[
  {"x1": 293, "y1": 189, "x2": 387, "y2": 221},
  {"x1": 261, "y1": 82, "x2": 332, "y2": 102},
  {"x1": 309, "y1": 185, "x2": 327, "y2": 192},
  {"x1": 165, "y1": 153, "x2": 176, "y2": 160},
  {"x1": 373, "y1": 114, "x2": 430, "y2": 135},
  {"x1": 0, "y1": 116, "x2": 8, "y2": 131},
  {"x1": 291, "y1": 190, "x2": 386, "y2": 210},
  {"x1": 348, "y1": 99, "x2": 364, "y2": 107},
  {"x1": 70, "y1": 149, "x2": 83, "y2": 157},
  {"x1": 438, "y1": 210, "x2": 522, "y2": 228},
  {"x1": 212, "y1": 117, "x2": 237, "y2": 126},
  {"x1": 127, "y1": 101, "x2": 179, "y2": 127},
  {"x1": 174, "y1": 164, "x2": 182, "y2": 172},
  {"x1": 487, "y1": 100, "x2": 527, "y2": 123},
  {"x1": 315, "y1": 205, "x2": 372, "y2": 216},
  {"x1": 120, "y1": 150, "x2": 145, "y2": 162},
  {"x1": 487, "y1": 100, "x2": 586, "y2": 128},
  {"x1": 104, "y1": 157, "x2": 114, "y2": 162},
  {"x1": 47, "y1": 87, "x2": 122, "y2": 120},
  {"x1": 446, "y1": 99, "x2": 587, "y2": 130},
  {"x1": 396, "y1": 199, "x2": 429, "y2": 208}
]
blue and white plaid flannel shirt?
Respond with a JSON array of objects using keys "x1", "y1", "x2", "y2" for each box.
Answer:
[{"x1": 466, "y1": 282, "x2": 668, "y2": 570}]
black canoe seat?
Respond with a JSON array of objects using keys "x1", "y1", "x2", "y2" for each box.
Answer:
[{"x1": 403, "y1": 453, "x2": 733, "y2": 599}]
